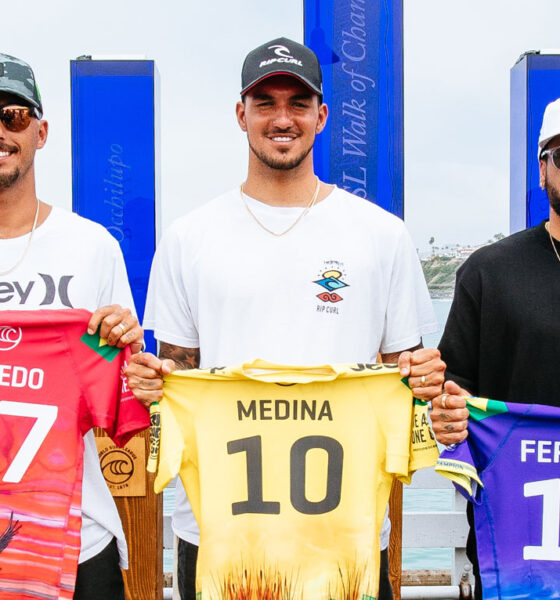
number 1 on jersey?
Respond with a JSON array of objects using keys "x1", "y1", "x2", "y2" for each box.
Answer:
[
  {"x1": 523, "y1": 478, "x2": 560, "y2": 561},
  {"x1": 0, "y1": 401, "x2": 58, "y2": 483}
]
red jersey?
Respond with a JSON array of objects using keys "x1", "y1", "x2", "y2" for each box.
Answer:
[{"x1": 0, "y1": 309, "x2": 149, "y2": 599}]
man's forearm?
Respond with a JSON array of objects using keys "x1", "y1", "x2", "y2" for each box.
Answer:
[
  {"x1": 159, "y1": 342, "x2": 200, "y2": 370},
  {"x1": 381, "y1": 342, "x2": 422, "y2": 364}
]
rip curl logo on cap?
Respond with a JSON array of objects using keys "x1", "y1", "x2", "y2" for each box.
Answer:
[
  {"x1": 0, "y1": 327, "x2": 22, "y2": 351},
  {"x1": 269, "y1": 44, "x2": 294, "y2": 59},
  {"x1": 259, "y1": 44, "x2": 303, "y2": 69}
]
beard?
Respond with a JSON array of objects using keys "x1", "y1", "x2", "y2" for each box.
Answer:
[
  {"x1": 0, "y1": 168, "x2": 20, "y2": 190},
  {"x1": 248, "y1": 139, "x2": 314, "y2": 171},
  {"x1": 0, "y1": 143, "x2": 21, "y2": 190},
  {"x1": 545, "y1": 174, "x2": 560, "y2": 217}
]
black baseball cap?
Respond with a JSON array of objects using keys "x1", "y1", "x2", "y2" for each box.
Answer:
[
  {"x1": 241, "y1": 37, "x2": 323, "y2": 98},
  {"x1": 0, "y1": 53, "x2": 43, "y2": 117}
]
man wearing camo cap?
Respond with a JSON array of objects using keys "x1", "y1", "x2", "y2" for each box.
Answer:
[{"x1": 0, "y1": 53, "x2": 146, "y2": 599}]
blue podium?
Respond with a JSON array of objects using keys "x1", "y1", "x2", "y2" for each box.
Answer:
[
  {"x1": 70, "y1": 58, "x2": 160, "y2": 352},
  {"x1": 511, "y1": 52, "x2": 560, "y2": 232}
]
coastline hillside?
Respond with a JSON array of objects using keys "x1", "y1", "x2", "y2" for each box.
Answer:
[
  {"x1": 421, "y1": 234, "x2": 504, "y2": 298},
  {"x1": 421, "y1": 255, "x2": 464, "y2": 299}
]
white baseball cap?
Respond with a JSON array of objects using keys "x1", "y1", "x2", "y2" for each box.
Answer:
[{"x1": 538, "y1": 98, "x2": 560, "y2": 159}]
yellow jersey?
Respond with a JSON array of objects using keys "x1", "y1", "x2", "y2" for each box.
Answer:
[{"x1": 152, "y1": 360, "x2": 438, "y2": 600}]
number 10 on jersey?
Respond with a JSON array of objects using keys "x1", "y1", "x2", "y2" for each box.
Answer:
[{"x1": 227, "y1": 435, "x2": 343, "y2": 515}]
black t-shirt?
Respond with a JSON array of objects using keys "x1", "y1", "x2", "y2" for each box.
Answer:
[{"x1": 439, "y1": 220, "x2": 560, "y2": 407}]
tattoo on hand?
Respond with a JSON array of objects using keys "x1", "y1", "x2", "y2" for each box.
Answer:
[
  {"x1": 159, "y1": 343, "x2": 200, "y2": 370},
  {"x1": 444, "y1": 424, "x2": 454, "y2": 432}
]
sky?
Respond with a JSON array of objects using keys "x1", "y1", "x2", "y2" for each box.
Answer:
[{"x1": 3, "y1": 0, "x2": 560, "y2": 252}]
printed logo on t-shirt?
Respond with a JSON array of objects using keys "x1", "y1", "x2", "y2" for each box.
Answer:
[
  {"x1": 314, "y1": 261, "x2": 349, "y2": 314},
  {"x1": 0, "y1": 274, "x2": 74, "y2": 308},
  {"x1": 0, "y1": 327, "x2": 22, "y2": 351}
]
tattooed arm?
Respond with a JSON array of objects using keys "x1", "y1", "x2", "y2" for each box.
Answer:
[
  {"x1": 125, "y1": 343, "x2": 200, "y2": 408},
  {"x1": 159, "y1": 343, "x2": 200, "y2": 370}
]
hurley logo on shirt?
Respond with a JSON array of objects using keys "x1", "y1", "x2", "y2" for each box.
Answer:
[
  {"x1": 80, "y1": 330, "x2": 121, "y2": 362},
  {"x1": 0, "y1": 274, "x2": 74, "y2": 308}
]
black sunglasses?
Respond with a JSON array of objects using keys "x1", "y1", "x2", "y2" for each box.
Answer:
[
  {"x1": 0, "y1": 105, "x2": 38, "y2": 133},
  {"x1": 540, "y1": 147, "x2": 560, "y2": 170}
]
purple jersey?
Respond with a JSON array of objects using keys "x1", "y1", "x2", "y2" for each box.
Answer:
[{"x1": 436, "y1": 398, "x2": 560, "y2": 600}]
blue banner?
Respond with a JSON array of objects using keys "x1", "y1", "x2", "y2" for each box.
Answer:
[
  {"x1": 71, "y1": 60, "x2": 159, "y2": 352},
  {"x1": 510, "y1": 52, "x2": 560, "y2": 231},
  {"x1": 304, "y1": 0, "x2": 403, "y2": 217}
]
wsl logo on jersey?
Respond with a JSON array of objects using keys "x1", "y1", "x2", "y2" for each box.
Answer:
[{"x1": 0, "y1": 327, "x2": 22, "y2": 351}]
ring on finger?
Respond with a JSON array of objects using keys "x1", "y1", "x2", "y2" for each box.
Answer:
[
  {"x1": 441, "y1": 393, "x2": 449, "y2": 409},
  {"x1": 118, "y1": 323, "x2": 127, "y2": 335},
  {"x1": 420, "y1": 375, "x2": 426, "y2": 387}
]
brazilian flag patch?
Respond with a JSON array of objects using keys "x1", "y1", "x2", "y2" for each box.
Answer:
[{"x1": 80, "y1": 330, "x2": 121, "y2": 362}]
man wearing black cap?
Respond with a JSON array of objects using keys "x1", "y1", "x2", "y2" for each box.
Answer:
[
  {"x1": 0, "y1": 53, "x2": 145, "y2": 599},
  {"x1": 127, "y1": 37, "x2": 444, "y2": 600}
]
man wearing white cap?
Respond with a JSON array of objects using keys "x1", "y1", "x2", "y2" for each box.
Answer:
[
  {"x1": 430, "y1": 98, "x2": 560, "y2": 599},
  {"x1": 127, "y1": 37, "x2": 445, "y2": 600}
]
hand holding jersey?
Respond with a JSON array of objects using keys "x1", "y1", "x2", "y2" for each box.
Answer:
[
  {"x1": 431, "y1": 380, "x2": 470, "y2": 446},
  {"x1": 87, "y1": 304, "x2": 144, "y2": 354},
  {"x1": 126, "y1": 352, "x2": 177, "y2": 408}
]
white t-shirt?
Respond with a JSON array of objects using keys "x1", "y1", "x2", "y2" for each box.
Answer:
[
  {"x1": 144, "y1": 186, "x2": 437, "y2": 547},
  {"x1": 0, "y1": 206, "x2": 136, "y2": 567}
]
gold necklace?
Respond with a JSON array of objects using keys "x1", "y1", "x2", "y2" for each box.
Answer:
[
  {"x1": 0, "y1": 198, "x2": 40, "y2": 276},
  {"x1": 546, "y1": 222, "x2": 560, "y2": 263},
  {"x1": 240, "y1": 177, "x2": 321, "y2": 237}
]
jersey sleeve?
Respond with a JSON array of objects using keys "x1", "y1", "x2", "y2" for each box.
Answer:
[
  {"x1": 373, "y1": 378, "x2": 438, "y2": 483},
  {"x1": 143, "y1": 225, "x2": 199, "y2": 347},
  {"x1": 153, "y1": 400, "x2": 186, "y2": 493},
  {"x1": 435, "y1": 440, "x2": 483, "y2": 501},
  {"x1": 69, "y1": 326, "x2": 149, "y2": 446},
  {"x1": 380, "y1": 226, "x2": 437, "y2": 354},
  {"x1": 435, "y1": 397, "x2": 511, "y2": 500},
  {"x1": 400, "y1": 399, "x2": 439, "y2": 483}
]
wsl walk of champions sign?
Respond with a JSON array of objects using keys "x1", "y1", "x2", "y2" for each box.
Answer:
[
  {"x1": 149, "y1": 361, "x2": 438, "y2": 599},
  {"x1": 304, "y1": 0, "x2": 403, "y2": 217}
]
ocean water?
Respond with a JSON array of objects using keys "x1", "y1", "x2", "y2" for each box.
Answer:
[{"x1": 162, "y1": 298, "x2": 455, "y2": 573}]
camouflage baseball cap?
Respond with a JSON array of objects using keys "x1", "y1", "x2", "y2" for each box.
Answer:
[{"x1": 0, "y1": 53, "x2": 43, "y2": 117}]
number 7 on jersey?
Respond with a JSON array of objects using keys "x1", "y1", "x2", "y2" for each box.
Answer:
[{"x1": 0, "y1": 401, "x2": 58, "y2": 483}]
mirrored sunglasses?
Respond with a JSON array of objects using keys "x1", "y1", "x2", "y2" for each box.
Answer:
[
  {"x1": 540, "y1": 147, "x2": 560, "y2": 170},
  {"x1": 0, "y1": 105, "x2": 37, "y2": 133}
]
